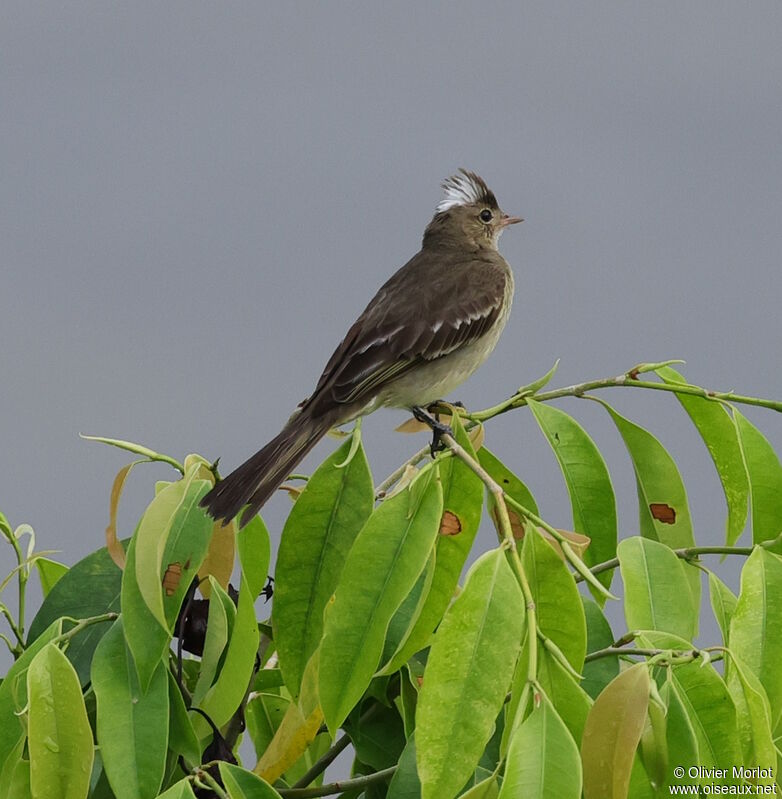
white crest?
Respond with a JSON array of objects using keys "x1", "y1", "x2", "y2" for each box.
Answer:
[{"x1": 436, "y1": 169, "x2": 493, "y2": 213}]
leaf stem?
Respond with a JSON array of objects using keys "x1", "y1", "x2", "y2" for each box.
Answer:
[
  {"x1": 278, "y1": 766, "x2": 397, "y2": 798},
  {"x1": 49, "y1": 612, "x2": 119, "y2": 648},
  {"x1": 192, "y1": 769, "x2": 229, "y2": 798}
]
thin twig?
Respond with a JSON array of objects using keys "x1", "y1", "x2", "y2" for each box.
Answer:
[
  {"x1": 576, "y1": 545, "x2": 756, "y2": 583},
  {"x1": 469, "y1": 371, "x2": 782, "y2": 424},
  {"x1": 279, "y1": 766, "x2": 396, "y2": 798},
  {"x1": 291, "y1": 733, "x2": 351, "y2": 789},
  {"x1": 375, "y1": 445, "x2": 430, "y2": 499},
  {"x1": 437, "y1": 431, "x2": 539, "y2": 700},
  {"x1": 49, "y1": 612, "x2": 118, "y2": 648},
  {"x1": 584, "y1": 645, "x2": 724, "y2": 666}
]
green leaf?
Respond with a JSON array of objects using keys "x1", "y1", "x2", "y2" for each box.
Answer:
[
  {"x1": 121, "y1": 532, "x2": 171, "y2": 691},
  {"x1": 218, "y1": 762, "x2": 282, "y2": 798},
  {"x1": 80, "y1": 434, "x2": 184, "y2": 471},
  {"x1": 660, "y1": 680, "x2": 699, "y2": 790},
  {"x1": 617, "y1": 537, "x2": 696, "y2": 640},
  {"x1": 729, "y1": 546, "x2": 782, "y2": 728},
  {"x1": 237, "y1": 514, "x2": 271, "y2": 600},
  {"x1": 499, "y1": 695, "x2": 582, "y2": 799},
  {"x1": 477, "y1": 447, "x2": 539, "y2": 514},
  {"x1": 0, "y1": 619, "x2": 63, "y2": 774},
  {"x1": 381, "y1": 414, "x2": 484, "y2": 674},
  {"x1": 274, "y1": 433, "x2": 373, "y2": 697},
  {"x1": 416, "y1": 548, "x2": 524, "y2": 799},
  {"x1": 527, "y1": 399, "x2": 617, "y2": 599},
  {"x1": 386, "y1": 735, "x2": 420, "y2": 799},
  {"x1": 508, "y1": 646, "x2": 592, "y2": 748},
  {"x1": 657, "y1": 366, "x2": 749, "y2": 545},
  {"x1": 596, "y1": 399, "x2": 701, "y2": 623},
  {"x1": 28, "y1": 544, "x2": 122, "y2": 685},
  {"x1": 91, "y1": 616, "x2": 168, "y2": 799},
  {"x1": 727, "y1": 653, "x2": 776, "y2": 778},
  {"x1": 27, "y1": 643, "x2": 94, "y2": 799},
  {"x1": 708, "y1": 571, "x2": 737, "y2": 645},
  {"x1": 191, "y1": 578, "x2": 234, "y2": 706},
  {"x1": 156, "y1": 779, "x2": 198, "y2": 799},
  {"x1": 638, "y1": 693, "x2": 667, "y2": 792},
  {"x1": 34, "y1": 558, "x2": 68, "y2": 598},
  {"x1": 0, "y1": 732, "x2": 30, "y2": 799},
  {"x1": 133, "y1": 466, "x2": 212, "y2": 630},
  {"x1": 734, "y1": 408, "x2": 782, "y2": 545},
  {"x1": 194, "y1": 577, "x2": 260, "y2": 736},
  {"x1": 347, "y1": 703, "x2": 406, "y2": 771},
  {"x1": 582, "y1": 598, "x2": 619, "y2": 700},
  {"x1": 522, "y1": 527, "x2": 586, "y2": 671},
  {"x1": 460, "y1": 774, "x2": 499, "y2": 799},
  {"x1": 640, "y1": 631, "x2": 742, "y2": 775},
  {"x1": 319, "y1": 466, "x2": 442, "y2": 733},
  {"x1": 245, "y1": 693, "x2": 291, "y2": 761},
  {"x1": 167, "y1": 672, "x2": 201, "y2": 767},
  {"x1": 379, "y1": 549, "x2": 435, "y2": 671},
  {"x1": 581, "y1": 662, "x2": 650, "y2": 799}
]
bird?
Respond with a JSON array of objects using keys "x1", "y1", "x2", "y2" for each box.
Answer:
[{"x1": 201, "y1": 169, "x2": 522, "y2": 526}]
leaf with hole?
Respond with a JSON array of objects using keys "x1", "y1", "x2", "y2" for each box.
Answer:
[
  {"x1": 657, "y1": 366, "x2": 749, "y2": 546},
  {"x1": 596, "y1": 399, "x2": 700, "y2": 624}
]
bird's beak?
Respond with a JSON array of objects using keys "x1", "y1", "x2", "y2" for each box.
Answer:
[{"x1": 499, "y1": 214, "x2": 523, "y2": 227}]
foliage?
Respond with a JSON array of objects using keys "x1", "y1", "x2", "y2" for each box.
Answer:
[{"x1": 2, "y1": 360, "x2": 782, "y2": 798}]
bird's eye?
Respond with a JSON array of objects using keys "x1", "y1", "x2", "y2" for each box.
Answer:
[{"x1": 479, "y1": 209, "x2": 493, "y2": 223}]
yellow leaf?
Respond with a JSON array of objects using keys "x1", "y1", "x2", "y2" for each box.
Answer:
[
  {"x1": 105, "y1": 461, "x2": 146, "y2": 569},
  {"x1": 255, "y1": 652, "x2": 322, "y2": 782},
  {"x1": 198, "y1": 520, "x2": 236, "y2": 598}
]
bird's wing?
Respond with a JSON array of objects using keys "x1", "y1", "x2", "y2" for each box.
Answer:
[{"x1": 312, "y1": 254, "x2": 508, "y2": 407}]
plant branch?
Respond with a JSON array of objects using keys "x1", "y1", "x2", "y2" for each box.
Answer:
[
  {"x1": 469, "y1": 369, "x2": 782, "y2": 424},
  {"x1": 502, "y1": 496, "x2": 616, "y2": 600},
  {"x1": 576, "y1": 545, "x2": 756, "y2": 583},
  {"x1": 375, "y1": 445, "x2": 431, "y2": 499},
  {"x1": 279, "y1": 766, "x2": 396, "y2": 798},
  {"x1": 585, "y1": 645, "x2": 724, "y2": 667},
  {"x1": 290, "y1": 733, "x2": 351, "y2": 789},
  {"x1": 0, "y1": 604, "x2": 25, "y2": 652}
]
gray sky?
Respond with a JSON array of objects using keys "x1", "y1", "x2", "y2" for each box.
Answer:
[{"x1": 2, "y1": 3, "x2": 782, "y2": 684}]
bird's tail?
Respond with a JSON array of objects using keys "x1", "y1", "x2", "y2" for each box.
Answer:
[{"x1": 200, "y1": 411, "x2": 332, "y2": 527}]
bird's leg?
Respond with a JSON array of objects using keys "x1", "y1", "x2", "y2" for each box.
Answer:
[{"x1": 411, "y1": 405, "x2": 454, "y2": 457}]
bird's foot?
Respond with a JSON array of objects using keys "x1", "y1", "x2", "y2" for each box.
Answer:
[{"x1": 412, "y1": 405, "x2": 454, "y2": 457}]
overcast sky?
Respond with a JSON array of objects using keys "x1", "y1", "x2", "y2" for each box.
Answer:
[{"x1": 2, "y1": 4, "x2": 782, "y2": 689}]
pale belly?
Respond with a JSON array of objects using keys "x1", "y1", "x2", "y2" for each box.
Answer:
[{"x1": 374, "y1": 276, "x2": 514, "y2": 410}]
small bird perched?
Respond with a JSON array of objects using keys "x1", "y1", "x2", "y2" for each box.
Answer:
[{"x1": 201, "y1": 169, "x2": 522, "y2": 526}]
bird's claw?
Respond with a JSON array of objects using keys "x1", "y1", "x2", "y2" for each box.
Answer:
[{"x1": 412, "y1": 405, "x2": 454, "y2": 457}]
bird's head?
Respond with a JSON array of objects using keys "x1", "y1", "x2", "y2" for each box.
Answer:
[{"x1": 423, "y1": 169, "x2": 522, "y2": 250}]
